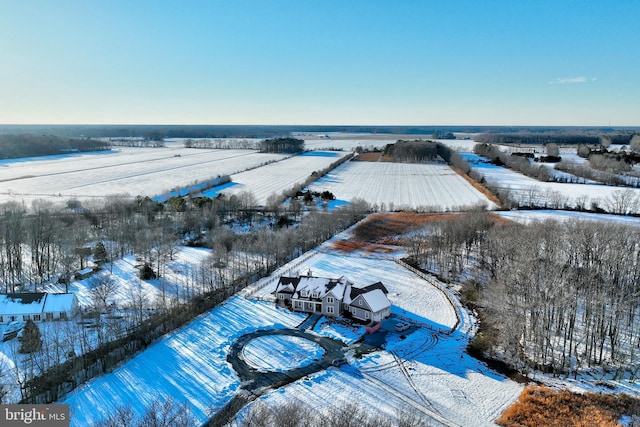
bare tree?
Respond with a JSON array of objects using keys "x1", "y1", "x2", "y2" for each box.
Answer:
[
  {"x1": 89, "y1": 274, "x2": 118, "y2": 312},
  {"x1": 546, "y1": 143, "x2": 560, "y2": 157},
  {"x1": 630, "y1": 134, "x2": 640, "y2": 153},
  {"x1": 605, "y1": 189, "x2": 638, "y2": 215}
]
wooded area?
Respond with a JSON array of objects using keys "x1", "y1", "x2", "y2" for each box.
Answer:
[
  {"x1": 475, "y1": 132, "x2": 635, "y2": 146},
  {"x1": 259, "y1": 137, "x2": 305, "y2": 154},
  {"x1": 0, "y1": 134, "x2": 110, "y2": 159},
  {"x1": 407, "y1": 212, "x2": 640, "y2": 379}
]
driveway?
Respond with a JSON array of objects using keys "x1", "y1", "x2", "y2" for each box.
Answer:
[{"x1": 226, "y1": 328, "x2": 346, "y2": 393}]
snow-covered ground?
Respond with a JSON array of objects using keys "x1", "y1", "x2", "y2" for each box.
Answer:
[
  {"x1": 464, "y1": 153, "x2": 640, "y2": 212},
  {"x1": 307, "y1": 160, "x2": 497, "y2": 212},
  {"x1": 0, "y1": 147, "x2": 286, "y2": 206},
  {"x1": 248, "y1": 249, "x2": 458, "y2": 331},
  {"x1": 203, "y1": 151, "x2": 352, "y2": 205},
  {"x1": 0, "y1": 246, "x2": 214, "y2": 404},
  {"x1": 42, "y1": 247, "x2": 213, "y2": 307},
  {"x1": 63, "y1": 296, "x2": 306, "y2": 426},
  {"x1": 496, "y1": 209, "x2": 640, "y2": 226},
  {"x1": 60, "y1": 235, "x2": 522, "y2": 426}
]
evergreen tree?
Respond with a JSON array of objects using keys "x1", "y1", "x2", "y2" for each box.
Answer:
[
  {"x1": 19, "y1": 320, "x2": 42, "y2": 354},
  {"x1": 93, "y1": 241, "x2": 108, "y2": 265}
]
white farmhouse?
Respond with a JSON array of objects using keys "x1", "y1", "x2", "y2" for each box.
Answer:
[{"x1": 0, "y1": 293, "x2": 80, "y2": 324}]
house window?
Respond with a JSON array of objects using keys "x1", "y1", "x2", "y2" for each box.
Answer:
[
  {"x1": 311, "y1": 292, "x2": 319, "y2": 299},
  {"x1": 295, "y1": 301, "x2": 302, "y2": 308},
  {"x1": 23, "y1": 315, "x2": 29, "y2": 321},
  {"x1": 46, "y1": 313, "x2": 53, "y2": 320},
  {"x1": 60, "y1": 312, "x2": 67, "y2": 320},
  {"x1": 33, "y1": 314, "x2": 41, "y2": 321},
  {"x1": 327, "y1": 296, "x2": 334, "y2": 304},
  {"x1": 0, "y1": 316, "x2": 3, "y2": 323},
  {"x1": 10, "y1": 316, "x2": 16, "y2": 322},
  {"x1": 365, "y1": 311, "x2": 370, "y2": 319},
  {"x1": 327, "y1": 306, "x2": 334, "y2": 314},
  {"x1": 359, "y1": 299, "x2": 363, "y2": 306}
]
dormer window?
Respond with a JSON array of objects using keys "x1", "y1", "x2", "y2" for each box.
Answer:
[{"x1": 311, "y1": 292, "x2": 319, "y2": 299}]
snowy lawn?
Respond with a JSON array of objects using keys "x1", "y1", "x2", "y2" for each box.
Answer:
[
  {"x1": 249, "y1": 250, "x2": 458, "y2": 331},
  {"x1": 245, "y1": 327, "x2": 522, "y2": 426},
  {"x1": 242, "y1": 335, "x2": 324, "y2": 372},
  {"x1": 44, "y1": 247, "x2": 213, "y2": 308},
  {"x1": 238, "y1": 242, "x2": 521, "y2": 426},
  {"x1": 63, "y1": 296, "x2": 307, "y2": 426}
]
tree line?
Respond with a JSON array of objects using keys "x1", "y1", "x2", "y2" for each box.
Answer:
[
  {"x1": 407, "y1": 212, "x2": 640, "y2": 379},
  {"x1": 183, "y1": 138, "x2": 259, "y2": 149},
  {"x1": 475, "y1": 132, "x2": 635, "y2": 146},
  {"x1": 0, "y1": 134, "x2": 110, "y2": 159}
]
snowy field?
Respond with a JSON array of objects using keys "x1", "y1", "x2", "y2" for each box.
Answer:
[
  {"x1": 302, "y1": 137, "x2": 398, "y2": 151},
  {"x1": 60, "y1": 236, "x2": 522, "y2": 426},
  {"x1": 496, "y1": 209, "x2": 640, "y2": 226},
  {"x1": 0, "y1": 147, "x2": 286, "y2": 206},
  {"x1": 464, "y1": 153, "x2": 640, "y2": 213},
  {"x1": 202, "y1": 151, "x2": 352, "y2": 205},
  {"x1": 307, "y1": 160, "x2": 498, "y2": 211}
]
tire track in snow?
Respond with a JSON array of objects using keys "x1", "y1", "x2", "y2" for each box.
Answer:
[{"x1": 360, "y1": 370, "x2": 462, "y2": 427}]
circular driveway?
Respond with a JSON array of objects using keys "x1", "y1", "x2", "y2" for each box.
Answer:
[{"x1": 227, "y1": 329, "x2": 346, "y2": 392}]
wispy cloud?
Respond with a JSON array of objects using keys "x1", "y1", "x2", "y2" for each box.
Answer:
[{"x1": 548, "y1": 76, "x2": 597, "y2": 84}]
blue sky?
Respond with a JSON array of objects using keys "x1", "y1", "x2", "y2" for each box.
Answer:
[{"x1": 1, "y1": 1, "x2": 638, "y2": 126}]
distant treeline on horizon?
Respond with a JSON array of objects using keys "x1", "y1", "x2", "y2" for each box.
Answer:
[{"x1": 1, "y1": 124, "x2": 639, "y2": 140}]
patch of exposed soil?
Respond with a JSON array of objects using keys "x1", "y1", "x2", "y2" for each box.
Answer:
[
  {"x1": 353, "y1": 152, "x2": 394, "y2": 162},
  {"x1": 333, "y1": 211, "x2": 512, "y2": 252}
]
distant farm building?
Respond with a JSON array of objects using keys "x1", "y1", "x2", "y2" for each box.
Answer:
[
  {"x1": 274, "y1": 271, "x2": 391, "y2": 322},
  {"x1": 0, "y1": 293, "x2": 80, "y2": 324}
]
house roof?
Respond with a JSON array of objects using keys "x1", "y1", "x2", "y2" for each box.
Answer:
[
  {"x1": 274, "y1": 276, "x2": 300, "y2": 294},
  {"x1": 0, "y1": 293, "x2": 77, "y2": 316},
  {"x1": 294, "y1": 276, "x2": 341, "y2": 299},
  {"x1": 0, "y1": 293, "x2": 47, "y2": 315},
  {"x1": 43, "y1": 293, "x2": 77, "y2": 313},
  {"x1": 277, "y1": 274, "x2": 350, "y2": 301},
  {"x1": 349, "y1": 281, "x2": 389, "y2": 301},
  {"x1": 359, "y1": 289, "x2": 391, "y2": 313}
]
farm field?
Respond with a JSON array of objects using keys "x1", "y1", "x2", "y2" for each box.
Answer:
[
  {"x1": 202, "y1": 151, "x2": 351, "y2": 205},
  {"x1": 308, "y1": 160, "x2": 498, "y2": 211},
  {"x1": 463, "y1": 152, "x2": 640, "y2": 213},
  {"x1": 0, "y1": 147, "x2": 286, "y2": 206}
]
